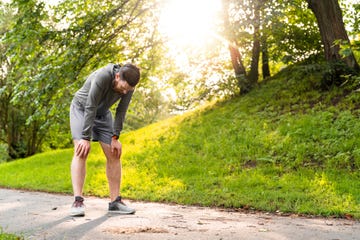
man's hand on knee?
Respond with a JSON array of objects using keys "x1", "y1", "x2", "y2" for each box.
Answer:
[
  {"x1": 76, "y1": 139, "x2": 91, "y2": 158},
  {"x1": 111, "y1": 138, "x2": 122, "y2": 158}
]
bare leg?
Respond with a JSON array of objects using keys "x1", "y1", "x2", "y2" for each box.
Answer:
[
  {"x1": 100, "y1": 141, "x2": 122, "y2": 202},
  {"x1": 71, "y1": 140, "x2": 88, "y2": 197}
]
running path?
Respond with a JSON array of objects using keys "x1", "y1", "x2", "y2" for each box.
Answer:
[{"x1": 0, "y1": 188, "x2": 359, "y2": 240}]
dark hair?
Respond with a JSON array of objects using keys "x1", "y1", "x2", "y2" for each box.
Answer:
[{"x1": 120, "y1": 63, "x2": 140, "y2": 87}]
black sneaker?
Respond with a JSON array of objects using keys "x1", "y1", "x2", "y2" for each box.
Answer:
[
  {"x1": 70, "y1": 196, "x2": 85, "y2": 217},
  {"x1": 108, "y1": 196, "x2": 135, "y2": 214}
]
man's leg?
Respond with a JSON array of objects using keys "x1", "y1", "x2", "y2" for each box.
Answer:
[
  {"x1": 100, "y1": 141, "x2": 121, "y2": 202},
  {"x1": 100, "y1": 141, "x2": 135, "y2": 214},
  {"x1": 71, "y1": 140, "x2": 87, "y2": 197},
  {"x1": 70, "y1": 139, "x2": 88, "y2": 216}
]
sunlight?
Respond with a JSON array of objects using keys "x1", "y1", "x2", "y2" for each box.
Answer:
[{"x1": 159, "y1": 0, "x2": 222, "y2": 48}]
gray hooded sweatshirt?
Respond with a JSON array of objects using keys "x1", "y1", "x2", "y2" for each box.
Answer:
[{"x1": 72, "y1": 63, "x2": 133, "y2": 140}]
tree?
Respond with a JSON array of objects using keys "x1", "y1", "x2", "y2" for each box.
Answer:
[
  {"x1": 307, "y1": 0, "x2": 359, "y2": 71},
  {"x1": 248, "y1": 0, "x2": 261, "y2": 84},
  {"x1": 0, "y1": 2, "x2": 13, "y2": 159},
  {"x1": 262, "y1": 0, "x2": 322, "y2": 64},
  {"x1": 261, "y1": 32, "x2": 271, "y2": 79},
  {"x1": 221, "y1": 0, "x2": 248, "y2": 93},
  {"x1": 1, "y1": 0, "x2": 158, "y2": 159},
  {"x1": 221, "y1": 0, "x2": 331, "y2": 94},
  {"x1": 1, "y1": 0, "x2": 48, "y2": 158}
]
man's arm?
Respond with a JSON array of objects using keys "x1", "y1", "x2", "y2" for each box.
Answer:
[
  {"x1": 113, "y1": 90, "x2": 134, "y2": 138},
  {"x1": 81, "y1": 71, "x2": 109, "y2": 140}
]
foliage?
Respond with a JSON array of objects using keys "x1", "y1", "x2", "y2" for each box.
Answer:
[
  {"x1": 341, "y1": 0, "x2": 360, "y2": 37},
  {"x1": 224, "y1": 0, "x2": 321, "y2": 67},
  {"x1": 0, "y1": 0, "x2": 160, "y2": 159},
  {"x1": 0, "y1": 228, "x2": 22, "y2": 240},
  {"x1": 170, "y1": 53, "x2": 240, "y2": 111},
  {"x1": 0, "y1": 144, "x2": 8, "y2": 163},
  {"x1": 263, "y1": 0, "x2": 322, "y2": 64},
  {"x1": 125, "y1": 82, "x2": 172, "y2": 130},
  {"x1": 1, "y1": 65, "x2": 360, "y2": 218},
  {"x1": 218, "y1": 0, "x2": 324, "y2": 93}
]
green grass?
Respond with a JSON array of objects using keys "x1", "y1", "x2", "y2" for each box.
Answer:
[
  {"x1": 0, "y1": 234, "x2": 22, "y2": 240},
  {"x1": 0, "y1": 228, "x2": 23, "y2": 240},
  {"x1": 1, "y1": 64, "x2": 360, "y2": 219}
]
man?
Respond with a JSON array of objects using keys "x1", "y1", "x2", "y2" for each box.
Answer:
[{"x1": 69, "y1": 63, "x2": 140, "y2": 217}]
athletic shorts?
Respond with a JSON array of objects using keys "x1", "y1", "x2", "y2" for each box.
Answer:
[{"x1": 70, "y1": 100, "x2": 113, "y2": 145}]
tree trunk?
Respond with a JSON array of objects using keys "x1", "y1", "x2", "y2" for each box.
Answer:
[
  {"x1": 27, "y1": 122, "x2": 38, "y2": 156},
  {"x1": 307, "y1": 0, "x2": 359, "y2": 71},
  {"x1": 222, "y1": 0, "x2": 249, "y2": 93},
  {"x1": 8, "y1": 109, "x2": 23, "y2": 159},
  {"x1": 260, "y1": 6, "x2": 270, "y2": 80},
  {"x1": 261, "y1": 36, "x2": 271, "y2": 79},
  {"x1": 228, "y1": 45, "x2": 246, "y2": 78},
  {"x1": 248, "y1": 1, "x2": 261, "y2": 84}
]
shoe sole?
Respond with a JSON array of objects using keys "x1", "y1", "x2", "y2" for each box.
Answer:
[
  {"x1": 108, "y1": 210, "x2": 136, "y2": 215},
  {"x1": 70, "y1": 211, "x2": 85, "y2": 217}
]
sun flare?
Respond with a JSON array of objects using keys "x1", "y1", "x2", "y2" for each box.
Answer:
[{"x1": 159, "y1": 0, "x2": 222, "y2": 48}]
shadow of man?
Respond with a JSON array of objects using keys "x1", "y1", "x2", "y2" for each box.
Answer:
[{"x1": 58, "y1": 214, "x2": 110, "y2": 239}]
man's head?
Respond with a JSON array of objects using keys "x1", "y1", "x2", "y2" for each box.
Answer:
[
  {"x1": 120, "y1": 63, "x2": 140, "y2": 87},
  {"x1": 113, "y1": 63, "x2": 140, "y2": 95}
]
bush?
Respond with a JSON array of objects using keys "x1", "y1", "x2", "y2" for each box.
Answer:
[{"x1": 0, "y1": 144, "x2": 9, "y2": 163}]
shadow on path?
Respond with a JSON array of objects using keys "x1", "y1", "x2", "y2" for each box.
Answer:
[
  {"x1": 55, "y1": 214, "x2": 110, "y2": 240},
  {"x1": 20, "y1": 216, "x2": 70, "y2": 238}
]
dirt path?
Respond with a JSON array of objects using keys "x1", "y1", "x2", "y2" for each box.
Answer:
[{"x1": 0, "y1": 188, "x2": 359, "y2": 240}]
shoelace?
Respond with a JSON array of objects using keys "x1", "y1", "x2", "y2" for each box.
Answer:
[
  {"x1": 73, "y1": 199, "x2": 84, "y2": 208},
  {"x1": 114, "y1": 196, "x2": 126, "y2": 206},
  {"x1": 114, "y1": 196, "x2": 126, "y2": 205}
]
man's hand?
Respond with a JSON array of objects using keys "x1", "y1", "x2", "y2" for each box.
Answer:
[
  {"x1": 111, "y1": 138, "x2": 122, "y2": 158},
  {"x1": 76, "y1": 139, "x2": 91, "y2": 158}
]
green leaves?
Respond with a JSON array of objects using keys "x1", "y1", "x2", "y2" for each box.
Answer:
[{"x1": 0, "y1": 0, "x2": 158, "y2": 158}]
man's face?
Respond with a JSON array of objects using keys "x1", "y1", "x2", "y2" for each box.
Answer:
[{"x1": 114, "y1": 73, "x2": 135, "y2": 94}]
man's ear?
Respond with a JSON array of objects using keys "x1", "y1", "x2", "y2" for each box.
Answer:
[{"x1": 115, "y1": 72, "x2": 120, "y2": 81}]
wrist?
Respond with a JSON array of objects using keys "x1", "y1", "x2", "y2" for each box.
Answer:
[{"x1": 112, "y1": 135, "x2": 119, "y2": 140}]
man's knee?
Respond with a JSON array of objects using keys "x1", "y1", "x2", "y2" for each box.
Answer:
[
  {"x1": 107, "y1": 155, "x2": 121, "y2": 163},
  {"x1": 72, "y1": 155, "x2": 88, "y2": 162}
]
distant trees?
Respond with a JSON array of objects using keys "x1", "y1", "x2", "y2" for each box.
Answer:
[
  {"x1": 222, "y1": 0, "x2": 359, "y2": 93},
  {"x1": 307, "y1": 0, "x2": 359, "y2": 71}
]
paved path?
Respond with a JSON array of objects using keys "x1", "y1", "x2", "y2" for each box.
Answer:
[{"x1": 0, "y1": 188, "x2": 359, "y2": 240}]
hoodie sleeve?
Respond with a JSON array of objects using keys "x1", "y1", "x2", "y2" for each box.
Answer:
[
  {"x1": 81, "y1": 70, "x2": 110, "y2": 140},
  {"x1": 113, "y1": 90, "x2": 134, "y2": 137}
]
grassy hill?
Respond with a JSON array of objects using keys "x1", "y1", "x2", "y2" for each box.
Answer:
[{"x1": 1, "y1": 64, "x2": 360, "y2": 219}]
